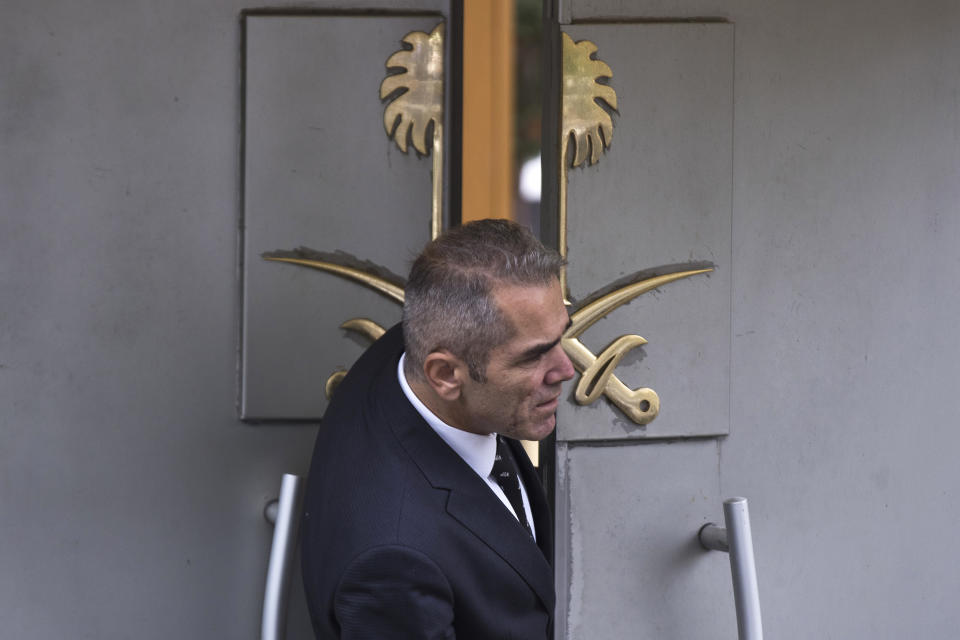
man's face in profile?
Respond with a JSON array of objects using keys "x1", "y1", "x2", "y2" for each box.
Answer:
[{"x1": 458, "y1": 278, "x2": 575, "y2": 441}]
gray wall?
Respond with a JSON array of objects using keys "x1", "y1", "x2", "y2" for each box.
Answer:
[
  {"x1": 0, "y1": 1, "x2": 448, "y2": 637},
  {"x1": 554, "y1": 0, "x2": 960, "y2": 638},
  {"x1": 726, "y1": 0, "x2": 960, "y2": 635}
]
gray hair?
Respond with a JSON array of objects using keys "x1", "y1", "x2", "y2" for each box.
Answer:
[{"x1": 402, "y1": 219, "x2": 564, "y2": 382}]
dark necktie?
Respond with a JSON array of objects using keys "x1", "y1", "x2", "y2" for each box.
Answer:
[{"x1": 491, "y1": 436, "x2": 533, "y2": 537}]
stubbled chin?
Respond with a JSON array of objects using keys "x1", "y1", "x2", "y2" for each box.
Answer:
[{"x1": 526, "y1": 414, "x2": 557, "y2": 441}]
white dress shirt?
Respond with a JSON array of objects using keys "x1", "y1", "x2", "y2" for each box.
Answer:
[{"x1": 398, "y1": 353, "x2": 536, "y2": 540}]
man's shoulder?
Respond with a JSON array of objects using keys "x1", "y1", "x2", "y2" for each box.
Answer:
[
  {"x1": 318, "y1": 322, "x2": 405, "y2": 427},
  {"x1": 354, "y1": 322, "x2": 405, "y2": 372},
  {"x1": 334, "y1": 322, "x2": 404, "y2": 393}
]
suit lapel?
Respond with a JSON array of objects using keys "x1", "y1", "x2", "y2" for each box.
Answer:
[
  {"x1": 444, "y1": 483, "x2": 555, "y2": 612},
  {"x1": 374, "y1": 352, "x2": 555, "y2": 613}
]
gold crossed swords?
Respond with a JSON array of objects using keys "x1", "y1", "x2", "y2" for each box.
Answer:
[{"x1": 265, "y1": 255, "x2": 709, "y2": 425}]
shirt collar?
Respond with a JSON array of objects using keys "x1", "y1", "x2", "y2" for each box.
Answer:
[{"x1": 397, "y1": 353, "x2": 498, "y2": 478}]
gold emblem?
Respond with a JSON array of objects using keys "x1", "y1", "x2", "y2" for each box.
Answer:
[
  {"x1": 561, "y1": 32, "x2": 617, "y2": 169},
  {"x1": 563, "y1": 270, "x2": 710, "y2": 423},
  {"x1": 557, "y1": 32, "x2": 619, "y2": 298},
  {"x1": 380, "y1": 22, "x2": 445, "y2": 239},
  {"x1": 263, "y1": 250, "x2": 707, "y2": 421},
  {"x1": 554, "y1": 33, "x2": 711, "y2": 424},
  {"x1": 262, "y1": 29, "x2": 712, "y2": 425}
]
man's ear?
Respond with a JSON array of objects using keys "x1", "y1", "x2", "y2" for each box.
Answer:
[{"x1": 422, "y1": 350, "x2": 466, "y2": 401}]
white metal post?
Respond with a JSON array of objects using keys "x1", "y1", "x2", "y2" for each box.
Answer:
[
  {"x1": 261, "y1": 473, "x2": 305, "y2": 640},
  {"x1": 724, "y1": 497, "x2": 763, "y2": 640},
  {"x1": 698, "y1": 497, "x2": 763, "y2": 640}
]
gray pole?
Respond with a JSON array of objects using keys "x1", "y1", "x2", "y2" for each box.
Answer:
[
  {"x1": 261, "y1": 474, "x2": 305, "y2": 640},
  {"x1": 698, "y1": 497, "x2": 763, "y2": 640},
  {"x1": 724, "y1": 497, "x2": 763, "y2": 640}
]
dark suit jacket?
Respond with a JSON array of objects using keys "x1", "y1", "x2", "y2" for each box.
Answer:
[{"x1": 301, "y1": 324, "x2": 555, "y2": 639}]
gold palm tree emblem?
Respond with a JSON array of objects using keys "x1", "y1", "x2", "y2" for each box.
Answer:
[
  {"x1": 380, "y1": 22, "x2": 445, "y2": 239},
  {"x1": 380, "y1": 23, "x2": 444, "y2": 155},
  {"x1": 561, "y1": 32, "x2": 618, "y2": 168},
  {"x1": 557, "y1": 32, "x2": 620, "y2": 298},
  {"x1": 262, "y1": 27, "x2": 713, "y2": 427},
  {"x1": 554, "y1": 33, "x2": 711, "y2": 424}
]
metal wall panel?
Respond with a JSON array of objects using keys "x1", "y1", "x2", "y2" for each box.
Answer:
[
  {"x1": 556, "y1": 440, "x2": 734, "y2": 639},
  {"x1": 558, "y1": 23, "x2": 733, "y2": 441},
  {"x1": 241, "y1": 15, "x2": 441, "y2": 419}
]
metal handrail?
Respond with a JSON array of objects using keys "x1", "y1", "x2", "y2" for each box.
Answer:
[
  {"x1": 699, "y1": 497, "x2": 763, "y2": 640},
  {"x1": 261, "y1": 473, "x2": 305, "y2": 640}
]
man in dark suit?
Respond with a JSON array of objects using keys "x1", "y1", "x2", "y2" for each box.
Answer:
[{"x1": 301, "y1": 219, "x2": 575, "y2": 639}]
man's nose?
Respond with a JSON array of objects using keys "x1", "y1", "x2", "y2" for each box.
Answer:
[{"x1": 545, "y1": 343, "x2": 576, "y2": 384}]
